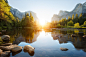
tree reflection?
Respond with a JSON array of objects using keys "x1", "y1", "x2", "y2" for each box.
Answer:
[
  {"x1": 21, "y1": 29, "x2": 34, "y2": 43},
  {"x1": 51, "y1": 29, "x2": 86, "y2": 52},
  {"x1": 1, "y1": 28, "x2": 40, "y2": 44}
]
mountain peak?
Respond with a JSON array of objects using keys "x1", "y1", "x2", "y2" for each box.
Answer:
[
  {"x1": 52, "y1": 2, "x2": 86, "y2": 21},
  {"x1": 72, "y1": 3, "x2": 82, "y2": 12}
]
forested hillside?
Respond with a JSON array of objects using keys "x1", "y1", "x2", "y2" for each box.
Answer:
[
  {"x1": 0, "y1": 0, "x2": 41, "y2": 31},
  {"x1": 0, "y1": 0, "x2": 16, "y2": 30}
]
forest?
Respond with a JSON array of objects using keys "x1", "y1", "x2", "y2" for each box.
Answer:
[
  {"x1": 0, "y1": 0, "x2": 41, "y2": 31},
  {"x1": 43, "y1": 13, "x2": 86, "y2": 29}
]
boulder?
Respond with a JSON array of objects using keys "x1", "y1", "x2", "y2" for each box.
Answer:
[
  {"x1": 83, "y1": 35, "x2": 86, "y2": 38},
  {"x1": 1, "y1": 35, "x2": 10, "y2": 41},
  {"x1": 23, "y1": 45, "x2": 35, "y2": 56},
  {"x1": 0, "y1": 49, "x2": 2, "y2": 54},
  {"x1": 11, "y1": 46, "x2": 22, "y2": 52},
  {"x1": 1, "y1": 43, "x2": 12, "y2": 46},
  {"x1": 71, "y1": 34, "x2": 77, "y2": 37},
  {"x1": 1, "y1": 51, "x2": 10, "y2": 57},
  {"x1": 60, "y1": 48, "x2": 68, "y2": 51},
  {"x1": 0, "y1": 45, "x2": 19, "y2": 51}
]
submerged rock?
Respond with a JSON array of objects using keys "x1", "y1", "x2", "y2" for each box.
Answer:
[
  {"x1": 71, "y1": 34, "x2": 77, "y2": 37},
  {"x1": 11, "y1": 46, "x2": 22, "y2": 52},
  {"x1": 24, "y1": 45, "x2": 35, "y2": 56},
  {"x1": 0, "y1": 45, "x2": 20, "y2": 51},
  {"x1": 60, "y1": 48, "x2": 68, "y2": 51},
  {"x1": 1, "y1": 35, "x2": 10, "y2": 41}
]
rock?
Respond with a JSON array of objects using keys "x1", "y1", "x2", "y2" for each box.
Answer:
[
  {"x1": 12, "y1": 50, "x2": 22, "y2": 56},
  {"x1": 0, "y1": 32, "x2": 2, "y2": 34},
  {"x1": 23, "y1": 45, "x2": 35, "y2": 56},
  {"x1": 71, "y1": 34, "x2": 77, "y2": 37},
  {"x1": 2, "y1": 30, "x2": 6, "y2": 32},
  {"x1": 1, "y1": 35, "x2": 10, "y2": 41},
  {"x1": 1, "y1": 51, "x2": 10, "y2": 57},
  {"x1": 1, "y1": 43, "x2": 12, "y2": 46},
  {"x1": 0, "y1": 45, "x2": 19, "y2": 51},
  {"x1": 10, "y1": 7, "x2": 39, "y2": 21},
  {"x1": 83, "y1": 35, "x2": 86, "y2": 38},
  {"x1": 0, "y1": 49, "x2": 2, "y2": 54},
  {"x1": 60, "y1": 48, "x2": 68, "y2": 51},
  {"x1": 11, "y1": 46, "x2": 22, "y2": 52}
]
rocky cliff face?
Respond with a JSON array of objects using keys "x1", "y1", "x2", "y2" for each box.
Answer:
[
  {"x1": 52, "y1": 2, "x2": 86, "y2": 21},
  {"x1": 10, "y1": 7, "x2": 39, "y2": 21},
  {"x1": 6, "y1": 0, "x2": 38, "y2": 21}
]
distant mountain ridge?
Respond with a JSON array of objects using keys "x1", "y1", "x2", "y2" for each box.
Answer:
[
  {"x1": 52, "y1": 2, "x2": 86, "y2": 21},
  {"x1": 10, "y1": 7, "x2": 39, "y2": 21},
  {"x1": 6, "y1": 0, "x2": 38, "y2": 21}
]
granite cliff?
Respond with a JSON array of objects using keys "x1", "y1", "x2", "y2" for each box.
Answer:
[{"x1": 52, "y1": 2, "x2": 86, "y2": 21}]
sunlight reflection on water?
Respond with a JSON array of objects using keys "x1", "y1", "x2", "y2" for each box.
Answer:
[{"x1": 2, "y1": 29, "x2": 86, "y2": 57}]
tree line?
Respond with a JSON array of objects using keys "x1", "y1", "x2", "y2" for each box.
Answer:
[
  {"x1": 0, "y1": 0, "x2": 40, "y2": 31},
  {"x1": 43, "y1": 13, "x2": 86, "y2": 29}
]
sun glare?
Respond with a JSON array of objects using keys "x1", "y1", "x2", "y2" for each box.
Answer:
[
  {"x1": 37, "y1": 12, "x2": 52, "y2": 26},
  {"x1": 39, "y1": 20, "x2": 45, "y2": 26}
]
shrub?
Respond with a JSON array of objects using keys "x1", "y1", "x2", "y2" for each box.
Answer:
[
  {"x1": 74, "y1": 23, "x2": 80, "y2": 28},
  {"x1": 67, "y1": 20, "x2": 74, "y2": 26}
]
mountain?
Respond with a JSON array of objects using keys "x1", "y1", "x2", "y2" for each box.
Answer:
[
  {"x1": 52, "y1": 2, "x2": 86, "y2": 21},
  {"x1": 10, "y1": 7, "x2": 39, "y2": 21},
  {"x1": 5, "y1": 0, "x2": 38, "y2": 21}
]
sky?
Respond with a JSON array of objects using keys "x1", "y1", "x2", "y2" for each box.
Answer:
[{"x1": 8, "y1": 0, "x2": 86, "y2": 25}]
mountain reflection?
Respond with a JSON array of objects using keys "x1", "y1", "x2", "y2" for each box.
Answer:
[{"x1": 51, "y1": 29, "x2": 86, "y2": 52}]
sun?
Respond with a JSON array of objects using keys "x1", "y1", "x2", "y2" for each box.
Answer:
[{"x1": 39, "y1": 20, "x2": 45, "y2": 26}]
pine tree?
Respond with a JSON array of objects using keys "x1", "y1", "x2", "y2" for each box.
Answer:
[
  {"x1": 75, "y1": 14, "x2": 78, "y2": 19},
  {"x1": 72, "y1": 14, "x2": 74, "y2": 20},
  {"x1": 79, "y1": 13, "x2": 83, "y2": 19}
]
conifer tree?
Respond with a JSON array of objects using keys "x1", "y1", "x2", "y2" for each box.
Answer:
[{"x1": 72, "y1": 14, "x2": 74, "y2": 20}]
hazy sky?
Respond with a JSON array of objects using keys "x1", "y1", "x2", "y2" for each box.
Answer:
[{"x1": 8, "y1": 0, "x2": 86, "y2": 23}]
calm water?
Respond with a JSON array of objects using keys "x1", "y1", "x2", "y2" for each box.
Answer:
[{"x1": 1, "y1": 28, "x2": 86, "y2": 57}]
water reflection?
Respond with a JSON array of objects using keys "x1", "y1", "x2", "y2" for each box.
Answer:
[
  {"x1": 1, "y1": 28, "x2": 40, "y2": 44},
  {"x1": 12, "y1": 50, "x2": 22, "y2": 56},
  {"x1": 23, "y1": 49, "x2": 35, "y2": 56},
  {"x1": 51, "y1": 29, "x2": 86, "y2": 52},
  {"x1": 1, "y1": 28, "x2": 86, "y2": 57}
]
